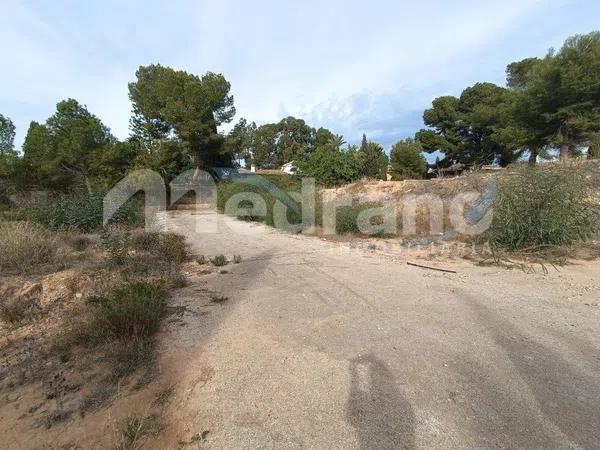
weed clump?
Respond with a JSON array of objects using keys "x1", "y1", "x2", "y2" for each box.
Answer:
[
  {"x1": 335, "y1": 202, "x2": 385, "y2": 235},
  {"x1": 131, "y1": 232, "x2": 187, "y2": 265},
  {"x1": 0, "y1": 221, "x2": 59, "y2": 272},
  {"x1": 116, "y1": 414, "x2": 165, "y2": 450},
  {"x1": 486, "y1": 164, "x2": 600, "y2": 250},
  {"x1": 86, "y1": 280, "x2": 167, "y2": 342},
  {"x1": 210, "y1": 255, "x2": 228, "y2": 267}
]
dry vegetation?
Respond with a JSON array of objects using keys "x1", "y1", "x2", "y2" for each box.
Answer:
[
  {"x1": 0, "y1": 216, "x2": 190, "y2": 446},
  {"x1": 323, "y1": 162, "x2": 600, "y2": 246}
]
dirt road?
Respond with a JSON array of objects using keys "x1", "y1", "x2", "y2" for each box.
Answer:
[{"x1": 159, "y1": 210, "x2": 600, "y2": 449}]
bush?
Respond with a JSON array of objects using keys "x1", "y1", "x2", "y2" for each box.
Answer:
[
  {"x1": 0, "y1": 221, "x2": 59, "y2": 272},
  {"x1": 217, "y1": 174, "x2": 303, "y2": 226},
  {"x1": 100, "y1": 228, "x2": 131, "y2": 265},
  {"x1": 334, "y1": 202, "x2": 385, "y2": 235},
  {"x1": 130, "y1": 232, "x2": 187, "y2": 265},
  {"x1": 486, "y1": 164, "x2": 600, "y2": 250},
  {"x1": 87, "y1": 280, "x2": 167, "y2": 342},
  {"x1": 389, "y1": 138, "x2": 427, "y2": 180},
  {"x1": 210, "y1": 255, "x2": 228, "y2": 266},
  {"x1": 297, "y1": 144, "x2": 363, "y2": 186},
  {"x1": 116, "y1": 414, "x2": 165, "y2": 450},
  {"x1": 26, "y1": 192, "x2": 140, "y2": 232}
]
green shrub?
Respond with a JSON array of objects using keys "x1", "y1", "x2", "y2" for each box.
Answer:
[
  {"x1": 26, "y1": 192, "x2": 140, "y2": 232},
  {"x1": 296, "y1": 143, "x2": 364, "y2": 186},
  {"x1": 100, "y1": 230, "x2": 187, "y2": 269},
  {"x1": 0, "y1": 221, "x2": 59, "y2": 272},
  {"x1": 210, "y1": 255, "x2": 228, "y2": 267},
  {"x1": 87, "y1": 280, "x2": 167, "y2": 342},
  {"x1": 216, "y1": 174, "x2": 303, "y2": 226},
  {"x1": 486, "y1": 164, "x2": 600, "y2": 250},
  {"x1": 335, "y1": 202, "x2": 385, "y2": 234}
]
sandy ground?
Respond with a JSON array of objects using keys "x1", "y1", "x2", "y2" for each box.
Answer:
[{"x1": 152, "y1": 210, "x2": 600, "y2": 449}]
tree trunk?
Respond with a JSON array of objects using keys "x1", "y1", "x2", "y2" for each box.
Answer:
[
  {"x1": 528, "y1": 147, "x2": 538, "y2": 166},
  {"x1": 84, "y1": 177, "x2": 92, "y2": 195},
  {"x1": 559, "y1": 141, "x2": 570, "y2": 162},
  {"x1": 192, "y1": 160, "x2": 201, "y2": 183}
]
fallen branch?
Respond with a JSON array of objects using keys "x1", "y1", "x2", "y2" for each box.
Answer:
[{"x1": 407, "y1": 261, "x2": 457, "y2": 274}]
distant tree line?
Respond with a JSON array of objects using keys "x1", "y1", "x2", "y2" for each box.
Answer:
[
  {"x1": 416, "y1": 31, "x2": 600, "y2": 167},
  {"x1": 1, "y1": 31, "x2": 599, "y2": 194}
]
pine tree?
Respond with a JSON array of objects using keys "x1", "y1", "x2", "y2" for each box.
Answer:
[{"x1": 358, "y1": 134, "x2": 387, "y2": 179}]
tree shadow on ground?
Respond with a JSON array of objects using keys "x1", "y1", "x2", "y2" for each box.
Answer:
[{"x1": 346, "y1": 353, "x2": 415, "y2": 449}]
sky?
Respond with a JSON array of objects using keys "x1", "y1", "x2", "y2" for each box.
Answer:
[{"x1": 2, "y1": 0, "x2": 600, "y2": 154}]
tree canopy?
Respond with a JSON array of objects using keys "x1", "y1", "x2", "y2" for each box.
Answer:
[
  {"x1": 22, "y1": 99, "x2": 113, "y2": 189},
  {"x1": 389, "y1": 138, "x2": 427, "y2": 180},
  {"x1": 129, "y1": 64, "x2": 235, "y2": 169},
  {"x1": 296, "y1": 136, "x2": 363, "y2": 186},
  {"x1": 359, "y1": 134, "x2": 388, "y2": 179},
  {"x1": 3, "y1": 31, "x2": 600, "y2": 195},
  {"x1": 0, "y1": 114, "x2": 16, "y2": 156},
  {"x1": 416, "y1": 83, "x2": 516, "y2": 166},
  {"x1": 236, "y1": 116, "x2": 323, "y2": 169},
  {"x1": 418, "y1": 31, "x2": 600, "y2": 165}
]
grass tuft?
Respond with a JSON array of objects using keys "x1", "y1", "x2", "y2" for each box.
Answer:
[
  {"x1": 116, "y1": 414, "x2": 165, "y2": 450},
  {"x1": 86, "y1": 280, "x2": 167, "y2": 342}
]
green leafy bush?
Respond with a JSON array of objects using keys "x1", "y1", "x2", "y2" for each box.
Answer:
[
  {"x1": 486, "y1": 164, "x2": 600, "y2": 250},
  {"x1": 26, "y1": 192, "x2": 140, "y2": 232},
  {"x1": 296, "y1": 144, "x2": 363, "y2": 186}
]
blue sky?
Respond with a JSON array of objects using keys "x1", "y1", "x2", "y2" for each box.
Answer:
[{"x1": 1, "y1": 0, "x2": 600, "y2": 153}]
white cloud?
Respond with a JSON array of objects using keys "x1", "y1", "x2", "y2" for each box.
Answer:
[{"x1": 1, "y1": 0, "x2": 597, "y2": 152}]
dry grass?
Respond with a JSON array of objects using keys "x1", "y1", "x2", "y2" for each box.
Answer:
[
  {"x1": 0, "y1": 223, "x2": 191, "y2": 439},
  {"x1": 115, "y1": 414, "x2": 165, "y2": 450},
  {"x1": 0, "y1": 221, "x2": 61, "y2": 272},
  {"x1": 0, "y1": 295, "x2": 38, "y2": 324}
]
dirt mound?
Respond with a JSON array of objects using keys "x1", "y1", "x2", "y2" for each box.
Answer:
[
  {"x1": 322, "y1": 173, "x2": 494, "y2": 203},
  {"x1": 41, "y1": 270, "x2": 94, "y2": 306}
]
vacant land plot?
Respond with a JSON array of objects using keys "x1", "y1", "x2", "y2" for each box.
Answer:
[{"x1": 149, "y1": 210, "x2": 600, "y2": 449}]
